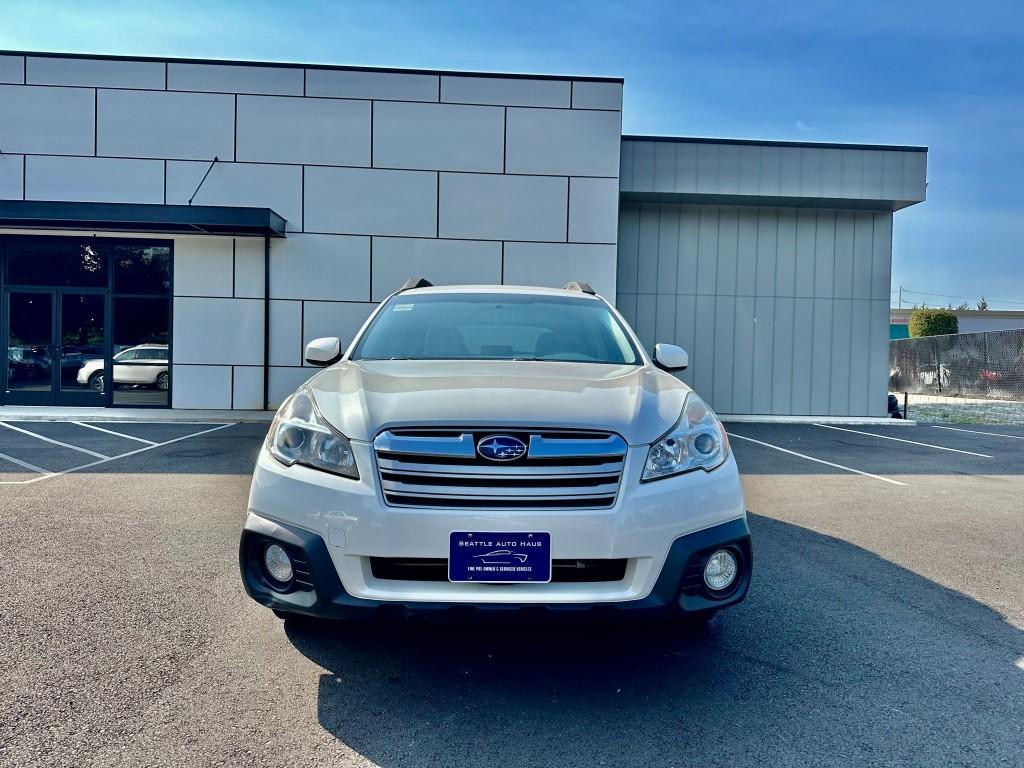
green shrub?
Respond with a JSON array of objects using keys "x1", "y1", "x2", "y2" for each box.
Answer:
[{"x1": 908, "y1": 308, "x2": 959, "y2": 337}]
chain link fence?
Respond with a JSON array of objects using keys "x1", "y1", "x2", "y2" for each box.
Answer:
[{"x1": 889, "y1": 329, "x2": 1024, "y2": 424}]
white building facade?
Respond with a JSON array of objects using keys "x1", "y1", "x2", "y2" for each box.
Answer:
[{"x1": 0, "y1": 51, "x2": 925, "y2": 416}]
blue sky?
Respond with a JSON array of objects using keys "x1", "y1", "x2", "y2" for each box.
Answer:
[{"x1": 3, "y1": 0, "x2": 1022, "y2": 309}]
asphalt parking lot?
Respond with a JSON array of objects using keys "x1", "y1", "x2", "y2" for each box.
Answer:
[{"x1": 1, "y1": 419, "x2": 1022, "y2": 767}]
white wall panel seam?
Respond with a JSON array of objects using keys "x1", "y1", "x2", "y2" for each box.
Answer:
[
  {"x1": 7, "y1": 152, "x2": 619, "y2": 178},
  {"x1": 5, "y1": 79, "x2": 623, "y2": 108},
  {"x1": 12, "y1": 85, "x2": 602, "y2": 110}
]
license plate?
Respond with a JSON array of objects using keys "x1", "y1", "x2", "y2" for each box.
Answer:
[{"x1": 448, "y1": 532, "x2": 551, "y2": 583}]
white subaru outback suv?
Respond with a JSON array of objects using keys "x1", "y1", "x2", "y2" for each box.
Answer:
[{"x1": 240, "y1": 279, "x2": 751, "y2": 623}]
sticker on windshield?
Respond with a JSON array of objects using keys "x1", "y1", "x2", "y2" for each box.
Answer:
[{"x1": 393, "y1": 304, "x2": 414, "y2": 311}]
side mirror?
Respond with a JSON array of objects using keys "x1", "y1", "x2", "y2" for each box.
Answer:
[
  {"x1": 304, "y1": 337, "x2": 343, "y2": 367},
  {"x1": 653, "y1": 343, "x2": 688, "y2": 371}
]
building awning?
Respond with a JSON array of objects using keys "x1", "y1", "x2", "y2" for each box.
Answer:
[{"x1": 0, "y1": 200, "x2": 288, "y2": 238}]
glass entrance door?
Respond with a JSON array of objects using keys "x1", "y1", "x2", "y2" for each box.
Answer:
[
  {"x1": 4, "y1": 290, "x2": 107, "y2": 406},
  {"x1": 6, "y1": 291, "x2": 56, "y2": 405},
  {"x1": 58, "y1": 292, "x2": 106, "y2": 405}
]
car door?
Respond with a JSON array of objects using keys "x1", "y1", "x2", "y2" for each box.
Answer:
[
  {"x1": 112, "y1": 348, "x2": 140, "y2": 384},
  {"x1": 133, "y1": 347, "x2": 166, "y2": 384}
]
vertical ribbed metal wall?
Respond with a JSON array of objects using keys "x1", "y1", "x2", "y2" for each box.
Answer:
[{"x1": 616, "y1": 203, "x2": 893, "y2": 417}]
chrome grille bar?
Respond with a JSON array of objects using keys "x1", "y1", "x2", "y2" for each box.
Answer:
[
  {"x1": 373, "y1": 428, "x2": 627, "y2": 509},
  {"x1": 528, "y1": 434, "x2": 627, "y2": 458},
  {"x1": 373, "y1": 431, "x2": 476, "y2": 458}
]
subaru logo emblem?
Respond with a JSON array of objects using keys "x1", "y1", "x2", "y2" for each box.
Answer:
[{"x1": 477, "y1": 435, "x2": 527, "y2": 462}]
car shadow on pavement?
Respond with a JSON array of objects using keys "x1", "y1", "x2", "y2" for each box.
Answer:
[{"x1": 285, "y1": 514, "x2": 1023, "y2": 767}]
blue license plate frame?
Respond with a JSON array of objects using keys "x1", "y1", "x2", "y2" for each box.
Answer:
[{"x1": 448, "y1": 531, "x2": 552, "y2": 583}]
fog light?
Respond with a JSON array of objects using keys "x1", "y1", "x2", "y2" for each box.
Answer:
[
  {"x1": 703, "y1": 549, "x2": 738, "y2": 592},
  {"x1": 263, "y1": 543, "x2": 294, "y2": 583}
]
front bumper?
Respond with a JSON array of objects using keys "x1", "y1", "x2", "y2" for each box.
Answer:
[{"x1": 240, "y1": 514, "x2": 752, "y2": 620}]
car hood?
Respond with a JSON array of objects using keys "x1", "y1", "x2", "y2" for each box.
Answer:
[{"x1": 307, "y1": 360, "x2": 690, "y2": 445}]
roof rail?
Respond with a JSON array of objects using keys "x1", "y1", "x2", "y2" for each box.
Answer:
[
  {"x1": 399, "y1": 277, "x2": 433, "y2": 291},
  {"x1": 562, "y1": 280, "x2": 596, "y2": 295}
]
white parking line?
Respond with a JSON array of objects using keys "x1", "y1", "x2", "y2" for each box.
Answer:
[
  {"x1": 0, "y1": 423, "x2": 233, "y2": 485},
  {"x1": 931, "y1": 425, "x2": 1024, "y2": 441},
  {"x1": 0, "y1": 420, "x2": 110, "y2": 459},
  {"x1": 0, "y1": 450, "x2": 53, "y2": 476},
  {"x1": 727, "y1": 432, "x2": 906, "y2": 486},
  {"x1": 71, "y1": 421, "x2": 158, "y2": 445},
  {"x1": 812, "y1": 423, "x2": 993, "y2": 458}
]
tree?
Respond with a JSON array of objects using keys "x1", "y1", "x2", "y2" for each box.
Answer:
[
  {"x1": 976, "y1": 296, "x2": 989, "y2": 311},
  {"x1": 956, "y1": 303, "x2": 970, "y2": 310},
  {"x1": 909, "y1": 308, "x2": 958, "y2": 337}
]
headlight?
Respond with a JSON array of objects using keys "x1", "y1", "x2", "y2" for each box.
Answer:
[
  {"x1": 642, "y1": 392, "x2": 729, "y2": 481},
  {"x1": 267, "y1": 388, "x2": 359, "y2": 479}
]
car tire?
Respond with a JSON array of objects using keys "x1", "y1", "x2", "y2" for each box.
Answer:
[
  {"x1": 156, "y1": 371, "x2": 169, "y2": 391},
  {"x1": 88, "y1": 372, "x2": 104, "y2": 392}
]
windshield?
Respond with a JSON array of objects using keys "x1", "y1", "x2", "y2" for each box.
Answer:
[{"x1": 352, "y1": 293, "x2": 640, "y2": 364}]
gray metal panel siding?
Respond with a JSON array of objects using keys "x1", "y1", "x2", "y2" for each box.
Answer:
[
  {"x1": 770, "y1": 297, "x2": 795, "y2": 414},
  {"x1": 867, "y1": 298, "x2": 891, "y2": 415},
  {"x1": 848, "y1": 300, "x2": 871, "y2": 416},
  {"x1": 751, "y1": 296, "x2": 775, "y2": 414},
  {"x1": 833, "y1": 214, "x2": 855, "y2": 299},
  {"x1": 755, "y1": 211, "x2": 777, "y2": 296},
  {"x1": 829, "y1": 299, "x2": 852, "y2": 415},
  {"x1": 734, "y1": 208, "x2": 756, "y2": 296},
  {"x1": 656, "y1": 209, "x2": 679, "y2": 294},
  {"x1": 791, "y1": 298, "x2": 814, "y2": 413},
  {"x1": 774, "y1": 210, "x2": 797, "y2": 297},
  {"x1": 695, "y1": 207, "x2": 719, "y2": 295},
  {"x1": 810, "y1": 297, "x2": 833, "y2": 415},
  {"x1": 712, "y1": 296, "x2": 736, "y2": 411},
  {"x1": 676, "y1": 207, "x2": 700, "y2": 294},
  {"x1": 616, "y1": 205, "x2": 640, "y2": 294},
  {"x1": 794, "y1": 210, "x2": 817, "y2": 297},
  {"x1": 674, "y1": 294, "x2": 697, "y2": 388},
  {"x1": 732, "y1": 296, "x2": 756, "y2": 413},
  {"x1": 620, "y1": 139, "x2": 926, "y2": 205},
  {"x1": 1, "y1": 52, "x2": 623, "y2": 410},
  {"x1": 617, "y1": 201, "x2": 894, "y2": 416},
  {"x1": 636, "y1": 205, "x2": 660, "y2": 293},
  {"x1": 692, "y1": 295, "x2": 716, "y2": 400},
  {"x1": 716, "y1": 208, "x2": 739, "y2": 296}
]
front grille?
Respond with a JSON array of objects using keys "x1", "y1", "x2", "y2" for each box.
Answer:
[
  {"x1": 373, "y1": 427, "x2": 628, "y2": 509},
  {"x1": 370, "y1": 557, "x2": 628, "y2": 583}
]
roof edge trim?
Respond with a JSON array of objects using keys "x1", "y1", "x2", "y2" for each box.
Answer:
[
  {"x1": 623, "y1": 134, "x2": 927, "y2": 153},
  {"x1": 0, "y1": 49, "x2": 624, "y2": 83}
]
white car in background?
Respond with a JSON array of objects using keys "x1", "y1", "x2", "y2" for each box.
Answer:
[
  {"x1": 77, "y1": 344, "x2": 170, "y2": 392},
  {"x1": 240, "y1": 280, "x2": 751, "y2": 625}
]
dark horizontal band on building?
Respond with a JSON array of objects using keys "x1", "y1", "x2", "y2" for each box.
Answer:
[
  {"x1": 623, "y1": 134, "x2": 928, "y2": 153},
  {"x1": 0, "y1": 200, "x2": 288, "y2": 238}
]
